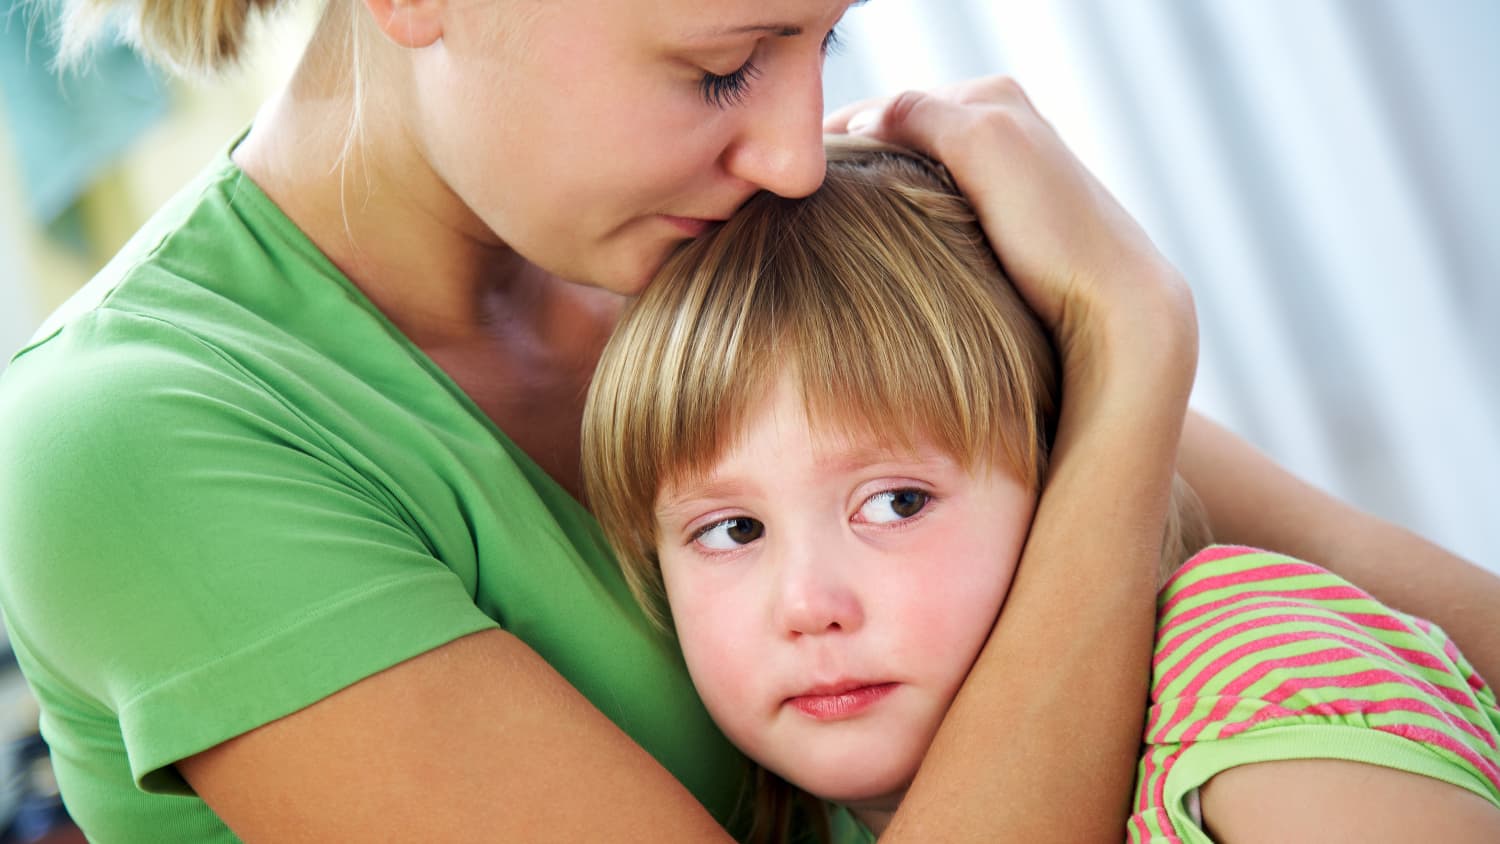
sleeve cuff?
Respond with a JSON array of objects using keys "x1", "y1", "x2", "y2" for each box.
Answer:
[{"x1": 120, "y1": 569, "x2": 497, "y2": 793}]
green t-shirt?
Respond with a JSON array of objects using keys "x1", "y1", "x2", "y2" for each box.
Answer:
[{"x1": 0, "y1": 142, "x2": 755, "y2": 840}]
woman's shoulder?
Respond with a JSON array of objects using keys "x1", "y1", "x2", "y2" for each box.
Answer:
[
  {"x1": 0, "y1": 140, "x2": 443, "y2": 466},
  {"x1": 13, "y1": 137, "x2": 378, "y2": 377}
]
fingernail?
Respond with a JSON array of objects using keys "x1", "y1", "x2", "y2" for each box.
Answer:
[{"x1": 846, "y1": 108, "x2": 880, "y2": 134}]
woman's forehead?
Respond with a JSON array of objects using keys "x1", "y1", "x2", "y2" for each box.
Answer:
[{"x1": 595, "y1": 0, "x2": 859, "y2": 39}]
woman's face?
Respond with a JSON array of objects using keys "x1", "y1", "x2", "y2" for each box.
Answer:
[{"x1": 407, "y1": 0, "x2": 856, "y2": 294}]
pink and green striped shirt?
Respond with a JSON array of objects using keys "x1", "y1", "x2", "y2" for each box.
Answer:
[{"x1": 1129, "y1": 546, "x2": 1500, "y2": 842}]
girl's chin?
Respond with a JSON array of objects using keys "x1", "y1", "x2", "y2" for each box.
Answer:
[{"x1": 781, "y1": 765, "x2": 912, "y2": 815}]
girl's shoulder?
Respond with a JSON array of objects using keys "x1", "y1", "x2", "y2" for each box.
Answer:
[
  {"x1": 1145, "y1": 544, "x2": 1500, "y2": 802},
  {"x1": 1152, "y1": 545, "x2": 1486, "y2": 705}
]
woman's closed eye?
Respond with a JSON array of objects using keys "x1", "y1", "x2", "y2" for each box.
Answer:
[
  {"x1": 693, "y1": 516, "x2": 766, "y2": 550},
  {"x1": 820, "y1": 26, "x2": 845, "y2": 56},
  {"x1": 700, "y1": 60, "x2": 762, "y2": 108},
  {"x1": 699, "y1": 26, "x2": 845, "y2": 109},
  {"x1": 855, "y1": 488, "x2": 931, "y2": 525}
]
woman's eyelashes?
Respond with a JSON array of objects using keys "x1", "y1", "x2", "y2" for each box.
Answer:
[
  {"x1": 700, "y1": 60, "x2": 761, "y2": 109},
  {"x1": 698, "y1": 26, "x2": 844, "y2": 109},
  {"x1": 821, "y1": 26, "x2": 845, "y2": 56}
]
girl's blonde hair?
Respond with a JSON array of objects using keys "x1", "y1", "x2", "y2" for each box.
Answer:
[
  {"x1": 585, "y1": 136, "x2": 1060, "y2": 628},
  {"x1": 55, "y1": 0, "x2": 290, "y2": 74},
  {"x1": 584, "y1": 137, "x2": 1210, "y2": 630},
  {"x1": 583, "y1": 136, "x2": 1211, "y2": 842}
]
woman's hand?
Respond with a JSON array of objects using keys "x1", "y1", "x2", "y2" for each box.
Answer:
[
  {"x1": 825, "y1": 76, "x2": 1195, "y2": 384},
  {"x1": 826, "y1": 77, "x2": 1198, "y2": 841}
]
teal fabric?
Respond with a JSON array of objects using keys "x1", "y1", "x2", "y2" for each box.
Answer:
[{"x1": 0, "y1": 0, "x2": 166, "y2": 225}]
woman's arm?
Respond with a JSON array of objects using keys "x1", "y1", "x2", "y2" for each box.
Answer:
[
  {"x1": 182, "y1": 84, "x2": 1186, "y2": 839},
  {"x1": 827, "y1": 77, "x2": 1198, "y2": 841},
  {"x1": 179, "y1": 629, "x2": 736, "y2": 842},
  {"x1": 1179, "y1": 412, "x2": 1500, "y2": 680}
]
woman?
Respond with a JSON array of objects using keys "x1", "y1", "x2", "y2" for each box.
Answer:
[{"x1": 0, "y1": 1, "x2": 1493, "y2": 840}]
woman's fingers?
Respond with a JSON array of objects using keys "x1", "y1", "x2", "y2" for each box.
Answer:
[
  {"x1": 834, "y1": 82, "x2": 1080, "y2": 326},
  {"x1": 823, "y1": 94, "x2": 890, "y2": 133},
  {"x1": 827, "y1": 76, "x2": 1192, "y2": 368},
  {"x1": 824, "y1": 76, "x2": 1041, "y2": 139}
]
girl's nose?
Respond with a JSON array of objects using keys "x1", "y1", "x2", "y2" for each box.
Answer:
[{"x1": 776, "y1": 548, "x2": 864, "y2": 638}]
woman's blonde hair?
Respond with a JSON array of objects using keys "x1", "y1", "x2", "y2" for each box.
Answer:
[{"x1": 55, "y1": 0, "x2": 291, "y2": 74}]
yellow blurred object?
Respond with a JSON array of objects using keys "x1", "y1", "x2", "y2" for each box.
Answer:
[{"x1": 1, "y1": 3, "x2": 316, "y2": 357}]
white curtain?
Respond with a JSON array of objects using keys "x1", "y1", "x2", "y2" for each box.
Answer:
[
  {"x1": 3, "y1": 2, "x2": 1494, "y2": 569},
  {"x1": 825, "y1": 0, "x2": 1500, "y2": 570}
]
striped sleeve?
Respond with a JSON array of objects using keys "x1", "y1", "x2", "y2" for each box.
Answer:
[{"x1": 1127, "y1": 545, "x2": 1500, "y2": 843}]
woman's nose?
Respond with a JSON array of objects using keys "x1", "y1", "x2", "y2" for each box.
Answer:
[{"x1": 721, "y1": 58, "x2": 828, "y2": 198}]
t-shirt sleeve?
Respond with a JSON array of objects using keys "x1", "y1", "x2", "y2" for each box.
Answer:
[
  {"x1": 1127, "y1": 546, "x2": 1500, "y2": 843},
  {"x1": 0, "y1": 312, "x2": 498, "y2": 793}
]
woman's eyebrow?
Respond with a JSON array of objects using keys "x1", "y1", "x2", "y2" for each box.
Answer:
[{"x1": 693, "y1": 23, "x2": 803, "y2": 38}]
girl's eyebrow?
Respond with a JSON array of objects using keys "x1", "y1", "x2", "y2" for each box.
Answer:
[{"x1": 656, "y1": 478, "x2": 757, "y2": 521}]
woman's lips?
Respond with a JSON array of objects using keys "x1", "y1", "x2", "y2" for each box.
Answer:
[
  {"x1": 786, "y1": 682, "x2": 899, "y2": 721},
  {"x1": 658, "y1": 214, "x2": 720, "y2": 237}
]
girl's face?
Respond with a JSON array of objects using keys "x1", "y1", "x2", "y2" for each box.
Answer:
[
  {"x1": 654, "y1": 378, "x2": 1037, "y2": 828},
  {"x1": 408, "y1": 0, "x2": 856, "y2": 294}
]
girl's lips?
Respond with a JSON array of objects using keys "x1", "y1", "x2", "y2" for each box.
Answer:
[{"x1": 786, "y1": 682, "x2": 899, "y2": 721}]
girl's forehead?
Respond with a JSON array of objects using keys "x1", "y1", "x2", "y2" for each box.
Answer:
[{"x1": 671, "y1": 391, "x2": 960, "y2": 480}]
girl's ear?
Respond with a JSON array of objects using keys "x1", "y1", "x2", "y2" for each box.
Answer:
[{"x1": 361, "y1": 0, "x2": 445, "y2": 49}]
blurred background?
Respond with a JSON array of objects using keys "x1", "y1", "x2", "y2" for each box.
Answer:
[
  {"x1": 0, "y1": 0, "x2": 1496, "y2": 838},
  {"x1": 822, "y1": 0, "x2": 1500, "y2": 572},
  {"x1": 9, "y1": 0, "x2": 1492, "y2": 567}
]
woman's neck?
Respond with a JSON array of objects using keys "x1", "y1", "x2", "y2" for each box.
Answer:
[
  {"x1": 233, "y1": 4, "x2": 532, "y2": 349},
  {"x1": 231, "y1": 13, "x2": 626, "y2": 500}
]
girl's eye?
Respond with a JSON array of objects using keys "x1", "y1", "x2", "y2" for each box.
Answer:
[
  {"x1": 694, "y1": 516, "x2": 765, "y2": 550},
  {"x1": 700, "y1": 60, "x2": 761, "y2": 108},
  {"x1": 857, "y1": 489, "x2": 930, "y2": 525}
]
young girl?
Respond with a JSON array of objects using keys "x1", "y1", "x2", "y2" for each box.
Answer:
[{"x1": 582, "y1": 138, "x2": 1500, "y2": 842}]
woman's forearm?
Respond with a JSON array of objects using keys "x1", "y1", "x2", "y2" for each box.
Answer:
[
  {"x1": 1179, "y1": 411, "x2": 1500, "y2": 680},
  {"x1": 887, "y1": 288, "x2": 1199, "y2": 841},
  {"x1": 830, "y1": 75, "x2": 1201, "y2": 840}
]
